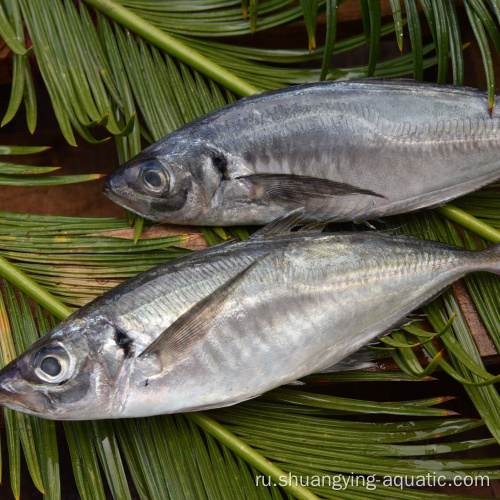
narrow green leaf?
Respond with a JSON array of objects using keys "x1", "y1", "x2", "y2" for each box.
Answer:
[
  {"x1": 174, "y1": 416, "x2": 209, "y2": 498},
  {"x1": 0, "y1": 1, "x2": 31, "y2": 55},
  {"x1": 180, "y1": 61, "x2": 206, "y2": 121},
  {"x1": 114, "y1": 419, "x2": 161, "y2": 499},
  {"x1": 231, "y1": 227, "x2": 250, "y2": 241},
  {"x1": 0, "y1": 173, "x2": 105, "y2": 186},
  {"x1": 263, "y1": 388, "x2": 457, "y2": 416},
  {"x1": 15, "y1": 413, "x2": 45, "y2": 494},
  {"x1": 2, "y1": 53, "x2": 24, "y2": 126},
  {"x1": 137, "y1": 419, "x2": 168, "y2": 500},
  {"x1": 91, "y1": 421, "x2": 132, "y2": 500},
  {"x1": 468, "y1": 0, "x2": 500, "y2": 54},
  {"x1": 249, "y1": 0, "x2": 258, "y2": 34},
  {"x1": 0, "y1": 145, "x2": 50, "y2": 155},
  {"x1": 358, "y1": 0, "x2": 370, "y2": 46},
  {"x1": 190, "y1": 420, "x2": 223, "y2": 499},
  {"x1": 72, "y1": 2, "x2": 133, "y2": 136},
  {"x1": 0, "y1": 292, "x2": 20, "y2": 499},
  {"x1": 22, "y1": 61, "x2": 37, "y2": 133},
  {"x1": 445, "y1": 0, "x2": 464, "y2": 85},
  {"x1": 115, "y1": 27, "x2": 162, "y2": 141},
  {"x1": 99, "y1": 15, "x2": 141, "y2": 152},
  {"x1": 320, "y1": 0, "x2": 338, "y2": 81},
  {"x1": 51, "y1": 0, "x2": 103, "y2": 124},
  {"x1": 206, "y1": 432, "x2": 235, "y2": 499},
  {"x1": 1, "y1": 0, "x2": 25, "y2": 127},
  {"x1": 152, "y1": 46, "x2": 185, "y2": 131},
  {"x1": 160, "y1": 416, "x2": 199, "y2": 498},
  {"x1": 5, "y1": 410, "x2": 21, "y2": 500},
  {"x1": 432, "y1": 0, "x2": 449, "y2": 83},
  {"x1": 404, "y1": 0, "x2": 423, "y2": 79},
  {"x1": 111, "y1": 420, "x2": 149, "y2": 499},
  {"x1": 389, "y1": 0, "x2": 404, "y2": 53},
  {"x1": 300, "y1": 0, "x2": 318, "y2": 52},
  {"x1": 490, "y1": 0, "x2": 500, "y2": 26},
  {"x1": 133, "y1": 215, "x2": 145, "y2": 244},
  {"x1": 302, "y1": 371, "x2": 428, "y2": 383},
  {"x1": 198, "y1": 227, "x2": 221, "y2": 247},
  {"x1": 17, "y1": 0, "x2": 77, "y2": 146},
  {"x1": 63, "y1": 423, "x2": 93, "y2": 500},
  {"x1": 0, "y1": 162, "x2": 60, "y2": 175},
  {"x1": 367, "y1": 0, "x2": 381, "y2": 77},
  {"x1": 241, "y1": 0, "x2": 248, "y2": 21},
  {"x1": 464, "y1": 0, "x2": 495, "y2": 115},
  {"x1": 36, "y1": 417, "x2": 60, "y2": 499}
]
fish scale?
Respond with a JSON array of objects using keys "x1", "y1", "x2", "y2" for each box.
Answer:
[{"x1": 0, "y1": 212, "x2": 498, "y2": 419}]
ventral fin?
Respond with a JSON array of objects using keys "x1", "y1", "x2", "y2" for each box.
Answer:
[
  {"x1": 298, "y1": 221, "x2": 329, "y2": 233},
  {"x1": 139, "y1": 258, "x2": 262, "y2": 360},
  {"x1": 236, "y1": 173, "x2": 385, "y2": 204},
  {"x1": 248, "y1": 208, "x2": 306, "y2": 240},
  {"x1": 316, "y1": 347, "x2": 385, "y2": 373}
]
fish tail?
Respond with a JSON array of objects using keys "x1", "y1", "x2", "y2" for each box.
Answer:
[{"x1": 483, "y1": 242, "x2": 500, "y2": 274}]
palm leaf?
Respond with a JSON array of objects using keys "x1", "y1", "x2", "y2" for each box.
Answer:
[
  {"x1": 0, "y1": 144, "x2": 104, "y2": 185},
  {"x1": 1, "y1": 0, "x2": 500, "y2": 498}
]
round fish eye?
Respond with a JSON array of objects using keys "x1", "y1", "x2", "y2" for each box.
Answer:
[
  {"x1": 33, "y1": 345, "x2": 72, "y2": 384},
  {"x1": 140, "y1": 160, "x2": 171, "y2": 195},
  {"x1": 40, "y1": 356, "x2": 61, "y2": 377}
]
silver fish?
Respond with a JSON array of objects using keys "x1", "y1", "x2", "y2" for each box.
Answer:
[
  {"x1": 0, "y1": 212, "x2": 499, "y2": 420},
  {"x1": 103, "y1": 79, "x2": 500, "y2": 225}
]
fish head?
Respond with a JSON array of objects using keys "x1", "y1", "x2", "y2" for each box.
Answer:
[
  {"x1": 103, "y1": 133, "x2": 227, "y2": 224},
  {"x1": 0, "y1": 316, "x2": 127, "y2": 420}
]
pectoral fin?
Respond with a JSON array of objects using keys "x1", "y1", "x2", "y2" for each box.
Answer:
[
  {"x1": 236, "y1": 173, "x2": 385, "y2": 204},
  {"x1": 139, "y1": 259, "x2": 261, "y2": 360}
]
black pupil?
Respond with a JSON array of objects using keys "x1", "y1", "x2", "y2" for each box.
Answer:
[
  {"x1": 40, "y1": 356, "x2": 62, "y2": 377},
  {"x1": 144, "y1": 169, "x2": 162, "y2": 188}
]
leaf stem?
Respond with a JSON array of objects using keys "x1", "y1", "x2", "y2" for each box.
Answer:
[
  {"x1": 0, "y1": 256, "x2": 72, "y2": 320},
  {"x1": 187, "y1": 412, "x2": 320, "y2": 500},
  {"x1": 81, "y1": 0, "x2": 260, "y2": 97},
  {"x1": 435, "y1": 204, "x2": 500, "y2": 243}
]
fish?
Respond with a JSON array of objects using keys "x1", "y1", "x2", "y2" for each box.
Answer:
[
  {"x1": 0, "y1": 211, "x2": 498, "y2": 420},
  {"x1": 103, "y1": 79, "x2": 500, "y2": 226}
]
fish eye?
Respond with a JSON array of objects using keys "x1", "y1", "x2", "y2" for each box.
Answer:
[
  {"x1": 140, "y1": 160, "x2": 171, "y2": 195},
  {"x1": 33, "y1": 345, "x2": 72, "y2": 384},
  {"x1": 40, "y1": 357, "x2": 61, "y2": 376}
]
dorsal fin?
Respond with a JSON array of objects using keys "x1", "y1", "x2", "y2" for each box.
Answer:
[{"x1": 248, "y1": 208, "x2": 306, "y2": 240}]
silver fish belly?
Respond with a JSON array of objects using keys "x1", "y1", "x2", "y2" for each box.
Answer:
[
  {"x1": 0, "y1": 215, "x2": 499, "y2": 420},
  {"x1": 103, "y1": 79, "x2": 500, "y2": 225}
]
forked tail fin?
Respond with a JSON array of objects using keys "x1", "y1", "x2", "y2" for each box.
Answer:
[{"x1": 484, "y1": 242, "x2": 500, "y2": 274}]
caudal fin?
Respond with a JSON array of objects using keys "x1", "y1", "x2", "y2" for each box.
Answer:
[{"x1": 484, "y1": 242, "x2": 500, "y2": 274}]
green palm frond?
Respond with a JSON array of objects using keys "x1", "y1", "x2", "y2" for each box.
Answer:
[
  {"x1": 1, "y1": 0, "x2": 500, "y2": 498},
  {"x1": 0, "y1": 145, "x2": 105, "y2": 185}
]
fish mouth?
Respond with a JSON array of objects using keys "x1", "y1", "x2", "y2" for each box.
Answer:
[
  {"x1": 0, "y1": 363, "x2": 49, "y2": 415},
  {"x1": 102, "y1": 178, "x2": 120, "y2": 202},
  {"x1": 102, "y1": 176, "x2": 146, "y2": 214}
]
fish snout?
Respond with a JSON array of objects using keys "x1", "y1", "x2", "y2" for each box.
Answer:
[
  {"x1": 0, "y1": 361, "x2": 48, "y2": 415},
  {"x1": 102, "y1": 165, "x2": 140, "y2": 208},
  {"x1": 102, "y1": 171, "x2": 123, "y2": 202},
  {"x1": 102, "y1": 177, "x2": 112, "y2": 196}
]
